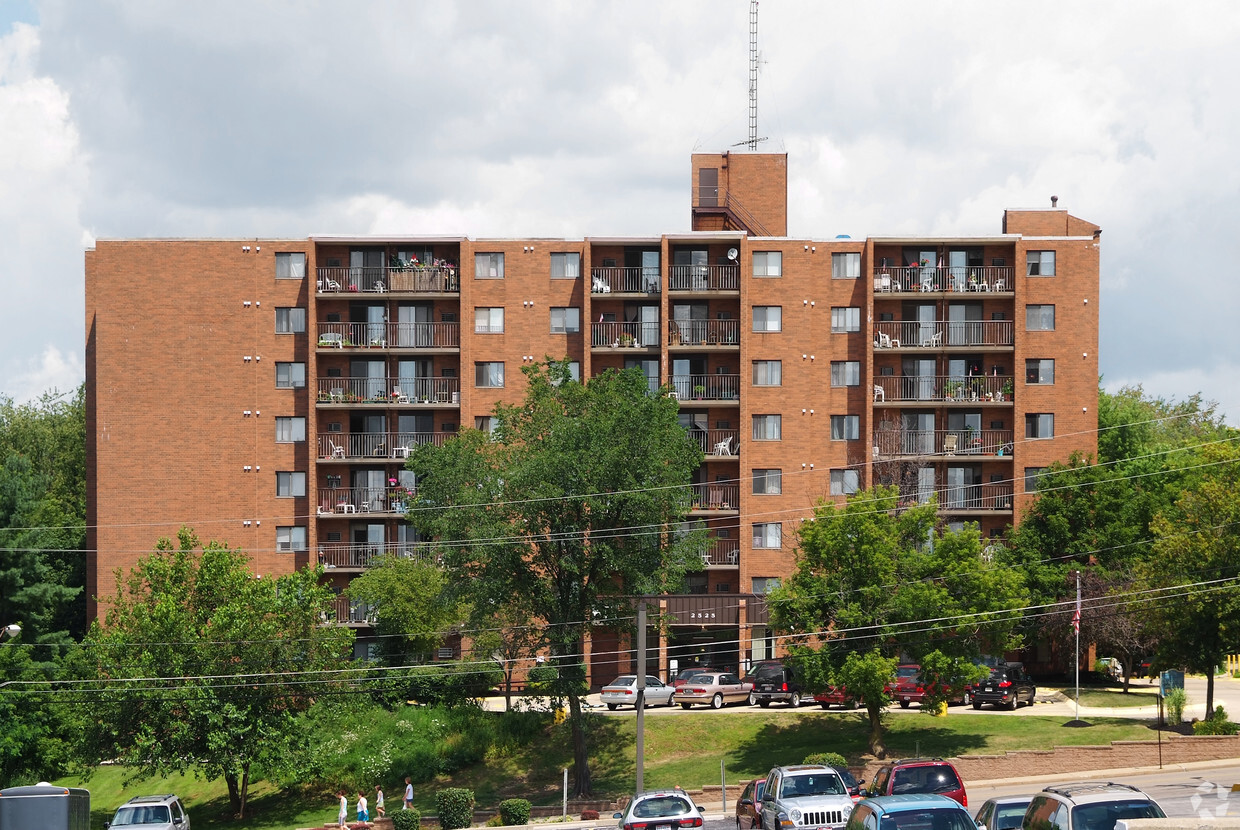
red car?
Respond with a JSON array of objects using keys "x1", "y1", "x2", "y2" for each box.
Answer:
[
  {"x1": 813, "y1": 685, "x2": 861, "y2": 709},
  {"x1": 734, "y1": 778, "x2": 765, "y2": 830},
  {"x1": 864, "y1": 757, "x2": 968, "y2": 807},
  {"x1": 889, "y1": 664, "x2": 966, "y2": 709}
]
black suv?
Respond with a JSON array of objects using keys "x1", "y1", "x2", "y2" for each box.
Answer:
[
  {"x1": 971, "y1": 662, "x2": 1036, "y2": 710},
  {"x1": 749, "y1": 660, "x2": 806, "y2": 707}
]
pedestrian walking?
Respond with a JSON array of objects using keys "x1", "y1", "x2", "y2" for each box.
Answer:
[
  {"x1": 404, "y1": 776, "x2": 414, "y2": 810},
  {"x1": 357, "y1": 789, "x2": 370, "y2": 824},
  {"x1": 375, "y1": 785, "x2": 386, "y2": 818},
  {"x1": 336, "y1": 790, "x2": 348, "y2": 829}
]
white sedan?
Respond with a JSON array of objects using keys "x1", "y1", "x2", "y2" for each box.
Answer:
[{"x1": 600, "y1": 675, "x2": 676, "y2": 709}]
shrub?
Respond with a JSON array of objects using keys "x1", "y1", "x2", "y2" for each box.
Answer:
[
  {"x1": 500, "y1": 798, "x2": 532, "y2": 825},
  {"x1": 486, "y1": 815, "x2": 505, "y2": 826},
  {"x1": 438, "y1": 788, "x2": 476, "y2": 830},
  {"x1": 1194, "y1": 717, "x2": 1239, "y2": 735},
  {"x1": 803, "y1": 752, "x2": 848, "y2": 769},
  {"x1": 392, "y1": 810, "x2": 422, "y2": 830},
  {"x1": 1165, "y1": 687, "x2": 1188, "y2": 724},
  {"x1": 581, "y1": 810, "x2": 600, "y2": 821}
]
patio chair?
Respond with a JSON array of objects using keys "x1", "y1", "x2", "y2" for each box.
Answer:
[
  {"x1": 943, "y1": 434, "x2": 957, "y2": 456},
  {"x1": 873, "y1": 384, "x2": 885, "y2": 402},
  {"x1": 713, "y1": 437, "x2": 735, "y2": 456},
  {"x1": 391, "y1": 388, "x2": 410, "y2": 404},
  {"x1": 328, "y1": 440, "x2": 346, "y2": 459}
]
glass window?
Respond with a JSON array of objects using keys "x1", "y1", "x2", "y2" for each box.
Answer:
[
  {"x1": 475, "y1": 307, "x2": 504, "y2": 333},
  {"x1": 751, "y1": 575, "x2": 782, "y2": 593},
  {"x1": 830, "y1": 361, "x2": 860, "y2": 387},
  {"x1": 275, "y1": 417, "x2": 306, "y2": 443},
  {"x1": 475, "y1": 416, "x2": 497, "y2": 434},
  {"x1": 753, "y1": 524, "x2": 782, "y2": 550},
  {"x1": 275, "y1": 362, "x2": 305, "y2": 389},
  {"x1": 1026, "y1": 250, "x2": 1056, "y2": 276},
  {"x1": 276, "y1": 526, "x2": 307, "y2": 552},
  {"x1": 1025, "y1": 359, "x2": 1055, "y2": 384},
  {"x1": 830, "y1": 415, "x2": 859, "y2": 440},
  {"x1": 752, "y1": 360, "x2": 782, "y2": 386},
  {"x1": 752, "y1": 414, "x2": 782, "y2": 441},
  {"x1": 1024, "y1": 467, "x2": 1047, "y2": 494},
  {"x1": 832, "y1": 252, "x2": 861, "y2": 279},
  {"x1": 752, "y1": 251, "x2": 782, "y2": 277},
  {"x1": 276, "y1": 471, "x2": 306, "y2": 497},
  {"x1": 550, "y1": 252, "x2": 581, "y2": 279},
  {"x1": 275, "y1": 252, "x2": 306, "y2": 279},
  {"x1": 550, "y1": 307, "x2": 581, "y2": 333},
  {"x1": 567, "y1": 361, "x2": 581, "y2": 381},
  {"x1": 1025, "y1": 413, "x2": 1054, "y2": 439},
  {"x1": 1026, "y1": 305, "x2": 1055, "y2": 331},
  {"x1": 752, "y1": 468, "x2": 782, "y2": 494},
  {"x1": 275, "y1": 307, "x2": 306, "y2": 333},
  {"x1": 831, "y1": 307, "x2": 861, "y2": 333},
  {"x1": 753, "y1": 306, "x2": 782, "y2": 332},
  {"x1": 475, "y1": 362, "x2": 505, "y2": 388},
  {"x1": 830, "y1": 469, "x2": 860, "y2": 495},
  {"x1": 475, "y1": 252, "x2": 505, "y2": 279}
]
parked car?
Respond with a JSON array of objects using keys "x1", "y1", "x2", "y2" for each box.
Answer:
[
  {"x1": 615, "y1": 788, "x2": 705, "y2": 830},
  {"x1": 736, "y1": 778, "x2": 767, "y2": 830},
  {"x1": 974, "y1": 795, "x2": 1033, "y2": 830},
  {"x1": 107, "y1": 795, "x2": 190, "y2": 830},
  {"x1": 1095, "y1": 657, "x2": 1124, "y2": 681},
  {"x1": 836, "y1": 769, "x2": 863, "y2": 802},
  {"x1": 1021, "y1": 782, "x2": 1165, "y2": 830},
  {"x1": 970, "y1": 663, "x2": 1037, "y2": 711},
  {"x1": 846, "y1": 794, "x2": 976, "y2": 830},
  {"x1": 1134, "y1": 657, "x2": 1154, "y2": 679},
  {"x1": 601, "y1": 675, "x2": 676, "y2": 710},
  {"x1": 750, "y1": 660, "x2": 806, "y2": 708},
  {"x1": 814, "y1": 685, "x2": 860, "y2": 710},
  {"x1": 889, "y1": 663, "x2": 966, "y2": 709},
  {"x1": 672, "y1": 666, "x2": 712, "y2": 689},
  {"x1": 864, "y1": 758, "x2": 968, "y2": 807},
  {"x1": 759, "y1": 764, "x2": 855, "y2": 830},
  {"x1": 676, "y1": 671, "x2": 753, "y2": 709}
]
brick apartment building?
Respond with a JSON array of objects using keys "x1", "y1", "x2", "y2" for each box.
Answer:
[{"x1": 85, "y1": 152, "x2": 1099, "y2": 680}]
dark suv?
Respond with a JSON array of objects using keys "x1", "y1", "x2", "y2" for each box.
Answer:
[
  {"x1": 749, "y1": 660, "x2": 806, "y2": 707},
  {"x1": 971, "y1": 662, "x2": 1036, "y2": 710},
  {"x1": 864, "y1": 758, "x2": 967, "y2": 807}
]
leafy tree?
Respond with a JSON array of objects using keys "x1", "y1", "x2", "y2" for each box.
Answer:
[
  {"x1": 469, "y1": 598, "x2": 547, "y2": 712},
  {"x1": 78, "y1": 529, "x2": 353, "y2": 818},
  {"x1": 407, "y1": 361, "x2": 704, "y2": 795},
  {"x1": 345, "y1": 554, "x2": 465, "y2": 661}
]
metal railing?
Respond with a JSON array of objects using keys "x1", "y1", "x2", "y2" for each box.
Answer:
[
  {"x1": 316, "y1": 377, "x2": 461, "y2": 404},
  {"x1": 325, "y1": 596, "x2": 378, "y2": 625},
  {"x1": 668, "y1": 264, "x2": 739, "y2": 292},
  {"x1": 896, "y1": 483, "x2": 1014, "y2": 511},
  {"x1": 687, "y1": 428, "x2": 740, "y2": 457},
  {"x1": 317, "y1": 431, "x2": 448, "y2": 460},
  {"x1": 873, "y1": 320, "x2": 1013, "y2": 348},
  {"x1": 701, "y1": 539, "x2": 740, "y2": 567},
  {"x1": 872, "y1": 265, "x2": 1013, "y2": 294},
  {"x1": 872, "y1": 429, "x2": 1014, "y2": 458},
  {"x1": 688, "y1": 482, "x2": 739, "y2": 510},
  {"x1": 316, "y1": 322, "x2": 460, "y2": 349},
  {"x1": 872, "y1": 375, "x2": 1013, "y2": 404},
  {"x1": 318, "y1": 542, "x2": 429, "y2": 569},
  {"x1": 668, "y1": 319, "x2": 740, "y2": 346},
  {"x1": 590, "y1": 321, "x2": 660, "y2": 348},
  {"x1": 317, "y1": 265, "x2": 459, "y2": 294},
  {"x1": 590, "y1": 267, "x2": 660, "y2": 294},
  {"x1": 316, "y1": 486, "x2": 414, "y2": 515},
  {"x1": 670, "y1": 374, "x2": 740, "y2": 401}
]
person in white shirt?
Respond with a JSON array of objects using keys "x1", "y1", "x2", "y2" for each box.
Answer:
[
  {"x1": 375, "y1": 785, "x2": 386, "y2": 818},
  {"x1": 404, "y1": 776, "x2": 414, "y2": 810},
  {"x1": 357, "y1": 790, "x2": 370, "y2": 823},
  {"x1": 337, "y1": 791, "x2": 348, "y2": 828}
]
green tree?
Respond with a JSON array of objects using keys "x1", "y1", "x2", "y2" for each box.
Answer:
[
  {"x1": 79, "y1": 529, "x2": 353, "y2": 818},
  {"x1": 345, "y1": 554, "x2": 465, "y2": 661},
  {"x1": 407, "y1": 361, "x2": 704, "y2": 795}
]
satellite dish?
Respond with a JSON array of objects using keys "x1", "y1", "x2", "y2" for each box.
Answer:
[{"x1": 727, "y1": 248, "x2": 739, "y2": 261}]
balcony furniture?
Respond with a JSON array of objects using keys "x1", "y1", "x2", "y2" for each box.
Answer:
[
  {"x1": 391, "y1": 388, "x2": 410, "y2": 404},
  {"x1": 370, "y1": 281, "x2": 386, "y2": 293},
  {"x1": 713, "y1": 437, "x2": 735, "y2": 456},
  {"x1": 318, "y1": 332, "x2": 344, "y2": 348},
  {"x1": 707, "y1": 485, "x2": 727, "y2": 509},
  {"x1": 336, "y1": 502, "x2": 356, "y2": 514},
  {"x1": 994, "y1": 278, "x2": 1006, "y2": 292},
  {"x1": 392, "y1": 445, "x2": 411, "y2": 459},
  {"x1": 943, "y1": 434, "x2": 957, "y2": 456},
  {"x1": 329, "y1": 387, "x2": 345, "y2": 403},
  {"x1": 875, "y1": 332, "x2": 901, "y2": 349},
  {"x1": 328, "y1": 440, "x2": 346, "y2": 459},
  {"x1": 874, "y1": 274, "x2": 891, "y2": 292},
  {"x1": 318, "y1": 278, "x2": 341, "y2": 292},
  {"x1": 873, "y1": 445, "x2": 880, "y2": 460},
  {"x1": 998, "y1": 442, "x2": 1014, "y2": 457},
  {"x1": 874, "y1": 384, "x2": 885, "y2": 402},
  {"x1": 591, "y1": 276, "x2": 611, "y2": 293},
  {"x1": 921, "y1": 331, "x2": 943, "y2": 348}
]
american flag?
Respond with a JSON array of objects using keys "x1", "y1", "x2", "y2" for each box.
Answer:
[{"x1": 1072, "y1": 584, "x2": 1081, "y2": 634}]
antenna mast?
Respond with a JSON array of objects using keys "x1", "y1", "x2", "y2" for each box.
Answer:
[{"x1": 747, "y1": 0, "x2": 759, "y2": 150}]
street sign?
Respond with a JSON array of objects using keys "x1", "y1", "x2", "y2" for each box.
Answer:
[{"x1": 1159, "y1": 669, "x2": 1184, "y2": 698}]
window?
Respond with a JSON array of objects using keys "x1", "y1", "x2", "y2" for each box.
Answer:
[
  {"x1": 475, "y1": 362, "x2": 505, "y2": 388},
  {"x1": 831, "y1": 307, "x2": 861, "y2": 333},
  {"x1": 276, "y1": 526, "x2": 307, "y2": 552},
  {"x1": 550, "y1": 307, "x2": 581, "y2": 333},
  {"x1": 832, "y1": 252, "x2": 861, "y2": 279},
  {"x1": 275, "y1": 362, "x2": 305, "y2": 389},
  {"x1": 275, "y1": 417, "x2": 306, "y2": 443},
  {"x1": 550, "y1": 252, "x2": 580, "y2": 279},
  {"x1": 275, "y1": 252, "x2": 305, "y2": 279},
  {"x1": 752, "y1": 523, "x2": 782, "y2": 549},
  {"x1": 276, "y1": 472, "x2": 306, "y2": 497},
  {"x1": 830, "y1": 415, "x2": 859, "y2": 440},
  {"x1": 474, "y1": 252, "x2": 504, "y2": 279},
  {"x1": 1024, "y1": 467, "x2": 1047, "y2": 493},
  {"x1": 830, "y1": 361, "x2": 860, "y2": 387},
  {"x1": 1026, "y1": 250, "x2": 1056, "y2": 276},
  {"x1": 275, "y1": 307, "x2": 306, "y2": 333},
  {"x1": 752, "y1": 468, "x2": 782, "y2": 494},
  {"x1": 753, "y1": 306, "x2": 782, "y2": 332},
  {"x1": 567, "y1": 361, "x2": 581, "y2": 382},
  {"x1": 1026, "y1": 305, "x2": 1055, "y2": 331},
  {"x1": 474, "y1": 307, "x2": 504, "y2": 333},
  {"x1": 751, "y1": 576, "x2": 781, "y2": 593},
  {"x1": 752, "y1": 251, "x2": 782, "y2": 277},
  {"x1": 475, "y1": 416, "x2": 497, "y2": 434},
  {"x1": 830, "y1": 468, "x2": 860, "y2": 495},
  {"x1": 1025, "y1": 359, "x2": 1055, "y2": 384},
  {"x1": 1025, "y1": 413, "x2": 1054, "y2": 439},
  {"x1": 752, "y1": 360, "x2": 782, "y2": 386},
  {"x1": 752, "y1": 414, "x2": 782, "y2": 441}
]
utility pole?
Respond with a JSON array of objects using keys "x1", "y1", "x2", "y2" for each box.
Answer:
[
  {"x1": 636, "y1": 599, "x2": 647, "y2": 793},
  {"x1": 1074, "y1": 570, "x2": 1081, "y2": 722}
]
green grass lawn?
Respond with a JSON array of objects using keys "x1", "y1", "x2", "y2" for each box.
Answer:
[
  {"x1": 1070, "y1": 687, "x2": 1162, "y2": 708},
  {"x1": 56, "y1": 710, "x2": 1158, "y2": 829}
]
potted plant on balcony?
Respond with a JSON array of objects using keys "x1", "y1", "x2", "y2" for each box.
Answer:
[
  {"x1": 693, "y1": 384, "x2": 706, "y2": 399},
  {"x1": 618, "y1": 332, "x2": 636, "y2": 347},
  {"x1": 1000, "y1": 379, "x2": 1014, "y2": 401}
]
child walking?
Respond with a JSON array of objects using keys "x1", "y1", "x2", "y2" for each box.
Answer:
[
  {"x1": 336, "y1": 791, "x2": 348, "y2": 828},
  {"x1": 375, "y1": 785, "x2": 386, "y2": 818}
]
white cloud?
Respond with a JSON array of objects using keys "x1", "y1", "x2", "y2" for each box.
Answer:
[{"x1": 3, "y1": 344, "x2": 82, "y2": 404}]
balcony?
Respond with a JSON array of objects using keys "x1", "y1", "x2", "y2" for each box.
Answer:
[
  {"x1": 590, "y1": 266, "x2": 660, "y2": 295},
  {"x1": 316, "y1": 322, "x2": 459, "y2": 350},
  {"x1": 317, "y1": 265, "x2": 459, "y2": 294},
  {"x1": 872, "y1": 375, "x2": 1013, "y2": 404},
  {"x1": 316, "y1": 486, "x2": 413, "y2": 516},
  {"x1": 872, "y1": 429, "x2": 1014, "y2": 459},
  {"x1": 670, "y1": 374, "x2": 740, "y2": 402},
  {"x1": 872, "y1": 265, "x2": 1013, "y2": 294},
  {"x1": 668, "y1": 320, "x2": 739, "y2": 347},
  {"x1": 316, "y1": 377, "x2": 460, "y2": 405},
  {"x1": 318, "y1": 541, "x2": 429, "y2": 569},
  {"x1": 325, "y1": 596, "x2": 378, "y2": 625},
  {"x1": 317, "y1": 431, "x2": 448, "y2": 461},
  {"x1": 688, "y1": 482, "x2": 738, "y2": 512},
  {"x1": 668, "y1": 264, "x2": 739, "y2": 292},
  {"x1": 700, "y1": 539, "x2": 740, "y2": 568},
  {"x1": 895, "y1": 483, "x2": 1014, "y2": 512},
  {"x1": 687, "y1": 428, "x2": 740, "y2": 458},
  {"x1": 873, "y1": 320, "x2": 1013, "y2": 349},
  {"x1": 590, "y1": 321, "x2": 660, "y2": 349}
]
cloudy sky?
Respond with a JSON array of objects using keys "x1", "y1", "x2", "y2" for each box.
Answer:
[{"x1": 2, "y1": 1, "x2": 1238, "y2": 421}]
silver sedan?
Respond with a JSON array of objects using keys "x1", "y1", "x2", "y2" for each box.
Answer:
[{"x1": 600, "y1": 675, "x2": 676, "y2": 710}]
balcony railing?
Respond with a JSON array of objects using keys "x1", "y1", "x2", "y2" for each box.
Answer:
[
  {"x1": 872, "y1": 375, "x2": 1013, "y2": 404},
  {"x1": 897, "y1": 483, "x2": 1014, "y2": 511},
  {"x1": 317, "y1": 377, "x2": 460, "y2": 404},
  {"x1": 316, "y1": 322, "x2": 460, "y2": 349},
  {"x1": 688, "y1": 482, "x2": 739, "y2": 511},
  {"x1": 318, "y1": 541, "x2": 429, "y2": 569},
  {"x1": 316, "y1": 486, "x2": 414, "y2": 515},
  {"x1": 590, "y1": 321, "x2": 660, "y2": 348},
  {"x1": 700, "y1": 539, "x2": 740, "y2": 567},
  {"x1": 668, "y1": 264, "x2": 739, "y2": 292},
  {"x1": 669, "y1": 320, "x2": 740, "y2": 346},
  {"x1": 317, "y1": 265, "x2": 459, "y2": 294},
  {"x1": 872, "y1": 429, "x2": 1014, "y2": 458},
  {"x1": 873, "y1": 265, "x2": 1013, "y2": 294},
  {"x1": 317, "y1": 431, "x2": 448, "y2": 460},
  {"x1": 325, "y1": 596, "x2": 378, "y2": 625},
  {"x1": 670, "y1": 374, "x2": 740, "y2": 401},
  {"x1": 687, "y1": 428, "x2": 740, "y2": 457},
  {"x1": 590, "y1": 267, "x2": 660, "y2": 294},
  {"x1": 873, "y1": 320, "x2": 1013, "y2": 349}
]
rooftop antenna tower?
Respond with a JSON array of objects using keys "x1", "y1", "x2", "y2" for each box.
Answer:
[{"x1": 735, "y1": 0, "x2": 767, "y2": 150}]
